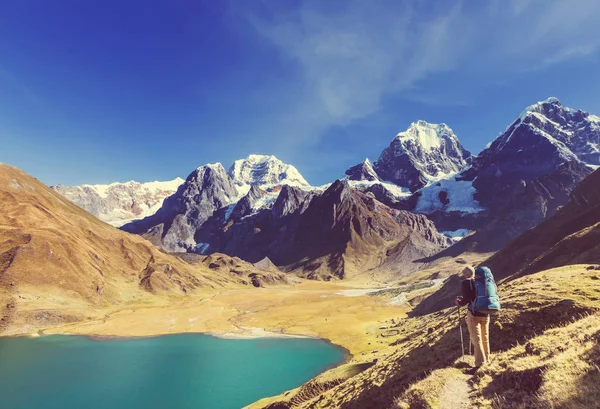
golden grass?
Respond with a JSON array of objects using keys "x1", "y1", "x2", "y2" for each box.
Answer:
[
  {"x1": 394, "y1": 367, "x2": 469, "y2": 409},
  {"x1": 250, "y1": 265, "x2": 600, "y2": 409}
]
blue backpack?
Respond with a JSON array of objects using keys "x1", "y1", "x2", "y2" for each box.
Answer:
[{"x1": 470, "y1": 266, "x2": 501, "y2": 314}]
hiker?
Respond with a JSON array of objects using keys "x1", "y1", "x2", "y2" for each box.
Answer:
[{"x1": 455, "y1": 266, "x2": 491, "y2": 369}]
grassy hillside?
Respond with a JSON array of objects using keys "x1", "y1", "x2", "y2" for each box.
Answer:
[{"x1": 249, "y1": 265, "x2": 600, "y2": 408}]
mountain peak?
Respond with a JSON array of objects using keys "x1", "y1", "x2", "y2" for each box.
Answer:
[
  {"x1": 374, "y1": 121, "x2": 472, "y2": 191},
  {"x1": 483, "y1": 98, "x2": 600, "y2": 167},
  {"x1": 398, "y1": 121, "x2": 454, "y2": 152},
  {"x1": 196, "y1": 162, "x2": 226, "y2": 173},
  {"x1": 345, "y1": 158, "x2": 379, "y2": 181},
  {"x1": 518, "y1": 97, "x2": 564, "y2": 121},
  {"x1": 228, "y1": 154, "x2": 309, "y2": 187}
]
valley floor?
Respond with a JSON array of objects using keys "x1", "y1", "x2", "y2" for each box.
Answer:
[
  {"x1": 3, "y1": 280, "x2": 418, "y2": 357},
  {"x1": 4, "y1": 265, "x2": 599, "y2": 409}
]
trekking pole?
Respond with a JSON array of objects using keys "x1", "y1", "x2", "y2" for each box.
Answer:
[{"x1": 457, "y1": 305, "x2": 464, "y2": 359}]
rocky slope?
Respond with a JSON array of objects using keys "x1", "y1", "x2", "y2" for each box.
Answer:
[
  {"x1": 121, "y1": 155, "x2": 310, "y2": 253},
  {"x1": 412, "y1": 168, "x2": 600, "y2": 316},
  {"x1": 485, "y1": 167, "x2": 600, "y2": 281},
  {"x1": 122, "y1": 163, "x2": 240, "y2": 252},
  {"x1": 449, "y1": 98, "x2": 598, "y2": 251},
  {"x1": 345, "y1": 98, "x2": 599, "y2": 252},
  {"x1": 198, "y1": 180, "x2": 451, "y2": 280},
  {"x1": 345, "y1": 159, "x2": 379, "y2": 182},
  {"x1": 51, "y1": 178, "x2": 184, "y2": 227},
  {"x1": 0, "y1": 164, "x2": 286, "y2": 335}
]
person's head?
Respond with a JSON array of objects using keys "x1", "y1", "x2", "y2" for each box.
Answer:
[{"x1": 461, "y1": 266, "x2": 475, "y2": 279}]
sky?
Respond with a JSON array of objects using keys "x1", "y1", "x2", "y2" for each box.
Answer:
[{"x1": 1, "y1": 0, "x2": 600, "y2": 186}]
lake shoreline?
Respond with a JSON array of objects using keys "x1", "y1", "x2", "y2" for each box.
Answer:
[
  {"x1": 0, "y1": 332, "x2": 348, "y2": 409},
  {"x1": 0, "y1": 327, "x2": 354, "y2": 366}
]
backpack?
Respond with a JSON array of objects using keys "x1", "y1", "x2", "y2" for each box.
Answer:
[{"x1": 471, "y1": 266, "x2": 501, "y2": 314}]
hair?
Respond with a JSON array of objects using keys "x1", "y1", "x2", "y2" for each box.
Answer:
[{"x1": 461, "y1": 266, "x2": 475, "y2": 278}]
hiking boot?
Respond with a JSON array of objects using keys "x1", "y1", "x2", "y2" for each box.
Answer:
[{"x1": 465, "y1": 366, "x2": 480, "y2": 375}]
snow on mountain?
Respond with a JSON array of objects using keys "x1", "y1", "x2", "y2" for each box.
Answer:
[
  {"x1": 51, "y1": 177, "x2": 184, "y2": 227},
  {"x1": 345, "y1": 158, "x2": 380, "y2": 181},
  {"x1": 121, "y1": 155, "x2": 313, "y2": 252},
  {"x1": 484, "y1": 97, "x2": 600, "y2": 168},
  {"x1": 228, "y1": 154, "x2": 309, "y2": 188},
  {"x1": 224, "y1": 155, "x2": 314, "y2": 218},
  {"x1": 410, "y1": 99, "x2": 600, "y2": 221},
  {"x1": 347, "y1": 179, "x2": 412, "y2": 201},
  {"x1": 442, "y1": 229, "x2": 474, "y2": 242},
  {"x1": 374, "y1": 121, "x2": 472, "y2": 191},
  {"x1": 414, "y1": 176, "x2": 483, "y2": 215}
]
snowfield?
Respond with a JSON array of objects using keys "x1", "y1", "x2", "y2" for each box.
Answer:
[{"x1": 415, "y1": 177, "x2": 483, "y2": 214}]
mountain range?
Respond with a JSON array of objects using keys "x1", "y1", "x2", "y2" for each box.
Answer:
[
  {"x1": 51, "y1": 178, "x2": 184, "y2": 227},
  {"x1": 52, "y1": 97, "x2": 600, "y2": 280},
  {"x1": 4, "y1": 97, "x2": 600, "y2": 408}
]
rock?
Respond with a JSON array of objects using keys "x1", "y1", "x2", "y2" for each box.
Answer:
[{"x1": 586, "y1": 265, "x2": 600, "y2": 271}]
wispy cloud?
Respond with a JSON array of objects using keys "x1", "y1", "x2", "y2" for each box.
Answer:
[
  {"x1": 244, "y1": 0, "x2": 600, "y2": 124},
  {"x1": 231, "y1": 0, "x2": 600, "y2": 180}
]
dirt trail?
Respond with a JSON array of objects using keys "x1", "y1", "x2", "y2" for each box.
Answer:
[{"x1": 438, "y1": 373, "x2": 472, "y2": 408}]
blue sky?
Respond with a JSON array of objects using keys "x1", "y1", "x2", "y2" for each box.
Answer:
[{"x1": 2, "y1": 0, "x2": 600, "y2": 186}]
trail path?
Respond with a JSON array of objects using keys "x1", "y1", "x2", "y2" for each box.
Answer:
[{"x1": 438, "y1": 373, "x2": 472, "y2": 408}]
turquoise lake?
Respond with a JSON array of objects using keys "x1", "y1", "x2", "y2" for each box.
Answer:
[{"x1": 0, "y1": 334, "x2": 346, "y2": 409}]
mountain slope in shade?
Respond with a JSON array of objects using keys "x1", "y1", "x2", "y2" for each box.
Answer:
[
  {"x1": 481, "y1": 97, "x2": 600, "y2": 168},
  {"x1": 391, "y1": 98, "x2": 598, "y2": 253},
  {"x1": 412, "y1": 168, "x2": 600, "y2": 317},
  {"x1": 51, "y1": 178, "x2": 184, "y2": 227},
  {"x1": 484, "y1": 167, "x2": 600, "y2": 281},
  {"x1": 122, "y1": 163, "x2": 239, "y2": 252},
  {"x1": 374, "y1": 121, "x2": 472, "y2": 191},
  {"x1": 446, "y1": 98, "x2": 599, "y2": 251},
  {"x1": 0, "y1": 164, "x2": 286, "y2": 334},
  {"x1": 203, "y1": 181, "x2": 451, "y2": 280},
  {"x1": 345, "y1": 159, "x2": 379, "y2": 181}
]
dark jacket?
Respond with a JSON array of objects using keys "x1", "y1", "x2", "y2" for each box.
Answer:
[{"x1": 458, "y1": 279, "x2": 487, "y2": 317}]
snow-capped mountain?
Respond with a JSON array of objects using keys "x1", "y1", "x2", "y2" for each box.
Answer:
[
  {"x1": 58, "y1": 97, "x2": 600, "y2": 272},
  {"x1": 374, "y1": 121, "x2": 472, "y2": 191},
  {"x1": 423, "y1": 98, "x2": 598, "y2": 250},
  {"x1": 474, "y1": 97, "x2": 600, "y2": 178},
  {"x1": 229, "y1": 154, "x2": 309, "y2": 188},
  {"x1": 340, "y1": 98, "x2": 599, "y2": 252},
  {"x1": 51, "y1": 178, "x2": 184, "y2": 227},
  {"x1": 345, "y1": 158, "x2": 379, "y2": 181},
  {"x1": 121, "y1": 155, "x2": 313, "y2": 252},
  {"x1": 206, "y1": 180, "x2": 451, "y2": 280}
]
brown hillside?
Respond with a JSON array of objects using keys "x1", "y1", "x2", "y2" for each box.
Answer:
[{"x1": 0, "y1": 164, "x2": 283, "y2": 334}]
